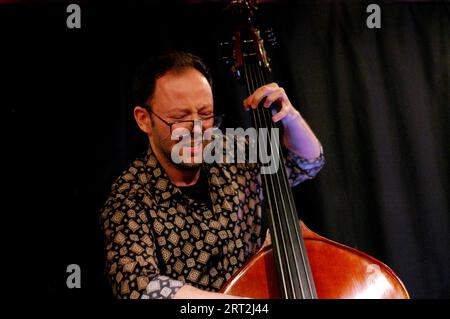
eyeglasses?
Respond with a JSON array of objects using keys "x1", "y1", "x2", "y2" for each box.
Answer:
[{"x1": 144, "y1": 104, "x2": 224, "y2": 135}]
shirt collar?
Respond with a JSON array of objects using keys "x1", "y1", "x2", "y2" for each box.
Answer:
[{"x1": 142, "y1": 144, "x2": 212, "y2": 204}]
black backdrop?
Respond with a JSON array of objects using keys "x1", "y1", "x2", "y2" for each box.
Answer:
[{"x1": 2, "y1": 0, "x2": 449, "y2": 300}]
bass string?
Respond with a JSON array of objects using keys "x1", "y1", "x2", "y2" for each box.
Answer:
[
  {"x1": 243, "y1": 52, "x2": 314, "y2": 298},
  {"x1": 249, "y1": 57, "x2": 307, "y2": 298},
  {"x1": 245, "y1": 52, "x2": 316, "y2": 298},
  {"x1": 242, "y1": 54, "x2": 292, "y2": 298},
  {"x1": 248, "y1": 57, "x2": 304, "y2": 298},
  {"x1": 244, "y1": 55, "x2": 297, "y2": 298},
  {"x1": 258, "y1": 59, "x2": 317, "y2": 298}
]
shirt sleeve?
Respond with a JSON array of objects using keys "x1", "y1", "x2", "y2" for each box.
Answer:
[
  {"x1": 225, "y1": 132, "x2": 325, "y2": 187},
  {"x1": 100, "y1": 188, "x2": 186, "y2": 299},
  {"x1": 140, "y1": 275, "x2": 185, "y2": 299},
  {"x1": 284, "y1": 146, "x2": 325, "y2": 187}
]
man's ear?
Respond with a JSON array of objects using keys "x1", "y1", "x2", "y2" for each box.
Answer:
[{"x1": 134, "y1": 106, "x2": 153, "y2": 135}]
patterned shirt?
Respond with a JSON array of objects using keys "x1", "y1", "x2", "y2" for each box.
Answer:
[{"x1": 100, "y1": 143, "x2": 324, "y2": 299}]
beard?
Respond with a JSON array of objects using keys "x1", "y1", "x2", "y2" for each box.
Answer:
[{"x1": 175, "y1": 161, "x2": 202, "y2": 169}]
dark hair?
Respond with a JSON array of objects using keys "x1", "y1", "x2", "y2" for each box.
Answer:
[{"x1": 132, "y1": 51, "x2": 212, "y2": 108}]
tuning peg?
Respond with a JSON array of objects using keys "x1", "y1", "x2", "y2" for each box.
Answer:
[
  {"x1": 231, "y1": 65, "x2": 241, "y2": 80},
  {"x1": 220, "y1": 55, "x2": 234, "y2": 66},
  {"x1": 264, "y1": 28, "x2": 277, "y2": 46},
  {"x1": 267, "y1": 38, "x2": 277, "y2": 46},
  {"x1": 218, "y1": 39, "x2": 242, "y2": 79},
  {"x1": 218, "y1": 41, "x2": 234, "y2": 65}
]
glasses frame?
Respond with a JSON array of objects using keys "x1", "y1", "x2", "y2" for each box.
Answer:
[{"x1": 144, "y1": 104, "x2": 224, "y2": 134}]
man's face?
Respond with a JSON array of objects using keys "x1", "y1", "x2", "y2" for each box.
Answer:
[{"x1": 148, "y1": 67, "x2": 214, "y2": 169}]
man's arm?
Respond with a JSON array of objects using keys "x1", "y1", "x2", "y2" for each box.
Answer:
[
  {"x1": 280, "y1": 110, "x2": 322, "y2": 161},
  {"x1": 173, "y1": 285, "x2": 246, "y2": 299},
  {"x1": 140, "y1": 275, "x2": 246, "y2": 299}
]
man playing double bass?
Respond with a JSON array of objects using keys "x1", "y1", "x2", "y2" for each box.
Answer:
[{"x1": 99, "y1": 51, "x2": 324, "y2": 299}]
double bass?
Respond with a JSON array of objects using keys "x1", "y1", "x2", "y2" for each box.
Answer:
[{"x1": 218, "y1": 0, "x2": 409, "y2": 299}]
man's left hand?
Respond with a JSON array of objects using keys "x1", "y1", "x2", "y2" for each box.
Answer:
[{"x1": 242, "y1": 83, "x2": 322, "y2": 161}]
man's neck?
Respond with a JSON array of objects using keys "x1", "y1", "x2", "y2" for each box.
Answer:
[{"x1": 150, "y1": 141, "x2": 201, "y2": 187}]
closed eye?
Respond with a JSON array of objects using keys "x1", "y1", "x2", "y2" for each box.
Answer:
[{"x1": 170, "y1": 114, "x2": 189, "y2": 121}]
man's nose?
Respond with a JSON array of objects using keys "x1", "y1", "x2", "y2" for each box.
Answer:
[{"x1": 192, "y1": 119, "x2": 203, "y2": 134}]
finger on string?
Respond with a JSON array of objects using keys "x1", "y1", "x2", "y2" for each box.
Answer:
[
  {"x1": 249, "y1": 87, "x2": 276, "y2": 109},
  {"x1": 263, "y1": 91, "x2": 285, "y2": 108},
  {"x1": 272, "y1": 103, "x2": 290, "y2": 122}
]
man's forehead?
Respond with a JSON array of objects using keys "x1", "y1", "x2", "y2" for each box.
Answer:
[
  {"x1": 152, "y1": 68, "x2": 213, "y2": 111},
  {"x1": 155, "y1": 68, "x2": 210, "y2": 91}
]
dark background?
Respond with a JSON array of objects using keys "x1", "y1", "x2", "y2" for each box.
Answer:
[{"x1": 2, "y1": 0, "x2": 449, "y2": 300}]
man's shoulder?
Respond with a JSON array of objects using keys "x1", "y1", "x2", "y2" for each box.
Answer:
[
  {"x1": 108, "y1": 153, "x2": 151, "y2": 197},
  {"x1": 100, "y1": 155, "x2": 157, "y2": 221}
]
